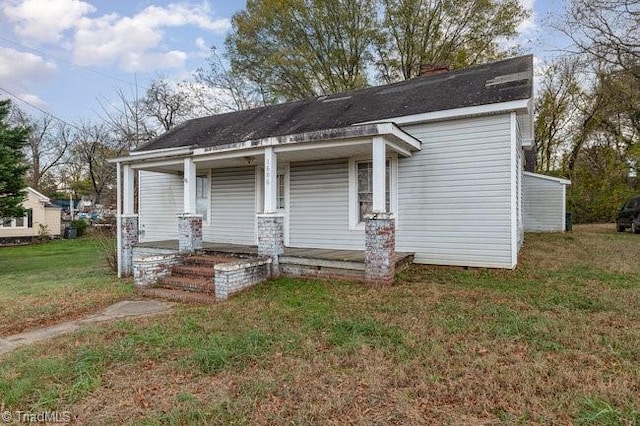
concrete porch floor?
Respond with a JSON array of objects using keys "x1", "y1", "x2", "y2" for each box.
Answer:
[{"x1": 135, "y1": 240, "x2": 413, "y2": 265}]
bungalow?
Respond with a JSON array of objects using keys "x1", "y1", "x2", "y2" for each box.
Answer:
[
  {"x1": 114, "y1": 55, "x2": 556, "y2": 290},
  {"x1": 0, "y1": 187, "x2": 61, "y2": 244}
]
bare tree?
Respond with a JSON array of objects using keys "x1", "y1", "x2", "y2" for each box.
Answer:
[
  {"x1": 194, "y1": 47, "x2": 267, "y2": 112},
  {"x1": 10, "y1": 106, "x2": 73, "y2": 194},
  {"x1": 98, "y1": 85, "x2": 156, "y2": 150},
  {"x1": 142, "y1": 79, "x2": 195, "y2": 131}
]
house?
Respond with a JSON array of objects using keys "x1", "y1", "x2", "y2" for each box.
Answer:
[
  {"x1": 0, "y1": 187, "x2": 62, "y2": 244},
  {"x1": 524, "y1": 172, "x2": 571, "y2": 232},
  {"x1": 113, "y1": 55, "x2": 555, "y2": 289}
]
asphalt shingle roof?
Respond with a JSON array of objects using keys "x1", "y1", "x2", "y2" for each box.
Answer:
[{"x1": 136, "y1": 55, "x2": 533, "y2": 152}]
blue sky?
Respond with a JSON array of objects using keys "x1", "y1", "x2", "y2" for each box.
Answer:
[{"x1": 0, "y1": 0, "x2": 569, "y2": 123}]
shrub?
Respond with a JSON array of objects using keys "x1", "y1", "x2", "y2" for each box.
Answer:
[
  {"x1": 70, "y1": 219, "x2": 88, "y2": 237},
  {"x1": 93, "y1": 233, "x2": 117, "y2": 274}
]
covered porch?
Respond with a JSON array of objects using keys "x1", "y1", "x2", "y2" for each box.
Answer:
[{"x1": 114, "y1": 122, "x2": 421, "y2": 285}]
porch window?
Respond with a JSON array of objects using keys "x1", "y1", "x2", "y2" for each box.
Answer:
[
  {"x1": 196, "y1": 176, "x2": 209, "y2": 221},
  {"x1": 277, "y1": 173, "x2": 285, "y2": 210},
  {"x1": 349, "y1": 156, "x2": 397, "y2": 230},
  {"x1": 356, "y1": 160, "x2": 390, "y2": 222},
  {"x1": 0, "y1": 213, "x2": 28, "y2": 228}
]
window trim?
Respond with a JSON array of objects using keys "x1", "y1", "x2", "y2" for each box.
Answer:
[
  {"x1": 196, "y1": 170, "x2": 211, "y2": 224},
  {"x1": 348, "y1": 154, "x2": 398, "y2": 231}
]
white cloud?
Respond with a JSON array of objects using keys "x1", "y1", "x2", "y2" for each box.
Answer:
[
  {"x1": 72, "y1": 2, "x2": 230, "y2": 71},
  {"x1": 120, "y1": 50, "x2": 188, "y2": 73},
  {"x1": 517, "y1": 0, "x2": 537, "y2": 34},
  {"x1": 14, "y1": 92, "x2": 47, "y2": 108},
  {"x1": 3, "y1": 0, "x2": 95, "y2": 42},
  {"x1": 0, "y1": 46, "x2": 57, "y2": 85}
]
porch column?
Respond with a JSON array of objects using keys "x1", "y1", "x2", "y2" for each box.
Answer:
[
  {"x1": 120, "y1": 164, "x2": 138, "y2": 277},
  {"x1": 178, "y1": 158, "x2": 202, "y2": 253},
  {"x1": 365, "y1": 137, "x2": 396, "y2": 285},
  {"x1": 257, "y1": 147, "x2": 284, "y2": 274}
]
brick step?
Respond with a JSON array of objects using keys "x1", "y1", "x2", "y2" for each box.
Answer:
[
  {"x1": 137, "y1": 287, "x2": 216, "y2": 304},
  {"x1": 157, "y1": 276, "x2": 213, "y2": 293},
  {"x1": 184, "y1": 255, "x2": 235, "y2": 267},
  {"x1": 171, "y1": 265, "x2": 214, "y2": 279}
]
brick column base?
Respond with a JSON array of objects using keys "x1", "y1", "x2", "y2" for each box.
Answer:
[
  {"x1": 365, "y1": 212, "x2": 396, "y2": 285},
  {"x1": 178, "y1": 214, "x2": 203, "y2": 253},
  {"x1": 120, "y1": 214, "x2": 139, "y2": 277},
  {"x1": 257, "y1": 213, "x2": 284, "y2": 275}
]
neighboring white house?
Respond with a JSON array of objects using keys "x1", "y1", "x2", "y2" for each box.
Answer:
[
  {"x1": 0, "y1": 187, "x2": 62, "y2": 243},
  {"x1": 523, "y1": 172, "x2": 571, "y2": 232},
  {"x1": 113, "y1": 55, "x2": 550, "y2": 281}
]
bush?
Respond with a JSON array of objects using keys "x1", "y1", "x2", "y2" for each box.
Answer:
[
  {"x1": 70, "y1": 219, "x2": 88, "y2": 237},
  {"x1": 93, "y1": 233, "x2": 117, "y2": 274}
]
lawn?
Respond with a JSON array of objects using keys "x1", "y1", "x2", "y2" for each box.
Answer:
[
  {"x1": 1, "y1": 224, "x2": 639, "y2": 424},
  {"x1": 0, "y1": 237, "x2": 133, "y2": 334}
]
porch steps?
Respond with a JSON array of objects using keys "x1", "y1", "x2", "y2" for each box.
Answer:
[{"x1": 139, "y1": 254, "x2": 237, "y2": 304}]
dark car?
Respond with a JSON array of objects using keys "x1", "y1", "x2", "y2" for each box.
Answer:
[{"x1": 616, "y1": 195, "x2": 640, "y2": 233}]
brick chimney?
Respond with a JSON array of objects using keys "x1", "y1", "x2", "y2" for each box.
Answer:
[{"x1": 418, "y1": 63, "x2": 450, "y2": 76}]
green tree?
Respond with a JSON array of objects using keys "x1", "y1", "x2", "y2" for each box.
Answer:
[
  {"x1": 225, "y1": 0, "x2": 528, "y2": 100},
  {"x1": 376, "y1": 0, "x2": 528, "y2": 82},
  {"x1": 227, "y1": 0, "x2": 377, "y2": 101},
  {"x1": 0, "y1": 99, "x2": 29, "y2": 218}
]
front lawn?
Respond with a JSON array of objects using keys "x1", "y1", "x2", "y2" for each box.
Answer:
[
  {"x1": 0, "y1": 238, "x2": 133, "y2": 334},
  {"x1": 0, "y1": 224, "x2": 639, "y2": 424}
]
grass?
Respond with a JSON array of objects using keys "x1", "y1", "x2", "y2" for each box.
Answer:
[
  {"x1": 0, "y1": 224, "x2": 639, "y2": 424},
  {"x1": 0, "y1": 237, "x2": 133, "y2": 334}
]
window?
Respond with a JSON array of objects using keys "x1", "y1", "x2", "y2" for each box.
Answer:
[
  {"x1": 1, "y1": 213, "x2": 28, "y2": 228},
  {"x1": 276, "y1": 173, "x2": 285, "y2": 210},
  {"x1": 349, "y1": 157, "x2": 396, "y2": 230},
  {"x1": 196, "y1": 175, "x2": 209, "y2": 221}
]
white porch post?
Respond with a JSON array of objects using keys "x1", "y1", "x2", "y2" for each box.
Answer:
[
  {"x1": 257, "y1": 146, "x2": 283, "y2": 276},
  {"x1": 365, "y1": 136, "x2": 396, "y2": 285},
  {"x1": 116, "y1": 162, "x2": 122, "y2": 278},
  {"x1": 372, "y1": 136, "x2": 386, "y2": 212},
  {"x1": 183, "y1": 157, "x2": 197, "y2": 214},
  {"x1": 119, "y1": 164, "x2": 138, "y2": 277},
  {"x1": 123, "y1": 164, "x2": 135, "y2": 215},
  {"x1": 178, "y1": 157, "x2": 202, "y2": 253},
  {"x1": 263, "y1": 146, "x2": 277, "y2": 213}
]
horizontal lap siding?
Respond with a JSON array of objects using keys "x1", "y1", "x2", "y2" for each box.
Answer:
[
  {"x1": 398, "y1": 115, "x2": 513, "y2": 268},
  {"x1": 523, "y1": 175, "x2": 564, "y2": 231},
  {"x1": 289, "y1": 160, "x2": 364, "y2": 249},
  {"x1": 204, "y1": 167, "x2": 256, "y2": 244},
  {"x1": 139, "y1": 171, "x2": 183, "y2": 242}
]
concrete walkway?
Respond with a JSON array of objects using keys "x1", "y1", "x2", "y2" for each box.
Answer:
[{"x1": 0, "y1": 300, "x2": 173, "y2": 356}]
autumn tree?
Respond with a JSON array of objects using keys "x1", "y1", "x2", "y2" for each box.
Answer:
[{"x1": 0, "y1": 99, "x2": 29, "y2": 217}]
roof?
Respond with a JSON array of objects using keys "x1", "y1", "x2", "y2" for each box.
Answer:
[
  {"x1": 523, "y1": 172, "x2": 571, "y2": 185},
  {"x1": 136, "y1": 55, "x2": 533, "y2": 152}
]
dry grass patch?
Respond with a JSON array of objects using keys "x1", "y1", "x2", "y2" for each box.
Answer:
[
  {"x1": 0, "y1": 238, "x2": 133, "y2": 334},
  {"x1": 0, "y1": 225, "x2": 639, "y2": 424}
]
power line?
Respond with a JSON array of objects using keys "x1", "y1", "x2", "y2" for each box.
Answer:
[
  {"x1": 0, "y1": 35, "x2": 137, "y2": 87},
  {"x1": 0, "y1": 86, "x2": 80, "y2": 130}
]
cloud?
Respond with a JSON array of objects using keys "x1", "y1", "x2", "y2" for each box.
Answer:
[
  {"x1": 3, "y1": 1, "x2": 231, "y2": 73},
  {"x1": 517, "y1": 0, "x2": 537, "y2": 34},
  {"x1": 0, "y1": 46, "x2": 57, "y2": 85},
  {"x1": 120, "y1": 51, "x2": 188, "y2": 73},
  {"x1": 3, "y1": 0, "x2": 95, "y2": 42},
  {"x1": 72, "y1": 3, "x2": 230, "y2": 71}
]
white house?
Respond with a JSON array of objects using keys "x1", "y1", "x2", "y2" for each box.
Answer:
[
  {"x1": 113, "y1": 55, "x2": 549, "y2": 287},
  {"x1": 523, "y1": 172, "x2": 571, "y2": 232},
  {"x1": 0, "y1": 187, "x2": 61, "y2": 243}
]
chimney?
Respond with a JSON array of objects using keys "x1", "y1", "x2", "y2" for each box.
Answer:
[{"x1": 418, "y1": 63, "x2": 450, "y2": 77}]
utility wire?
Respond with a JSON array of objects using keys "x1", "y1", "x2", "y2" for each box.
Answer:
[{"x1": 0, "y1": 86, "x2": 81, "y2": 130}]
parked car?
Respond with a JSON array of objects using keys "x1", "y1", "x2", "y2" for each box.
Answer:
[{"x1": 616, "y1": 195, "x2": 640, "y2": 233}]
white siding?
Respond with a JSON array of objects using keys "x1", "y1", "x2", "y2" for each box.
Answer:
[
  {"x1": 204, "y1": 167, "x2": 256, "y2": 244},
  {"x1": 397, "y1": 114, "x2": 514, "y2": 268},
  {"x1": 289, "y1": 159, "x2": 364, "y2": 249},
  {"x1": 523, "y1": 173, "x2": 567, "y2": 232},
  {"x1": 138, "y1": 171, "x2": 183, "y2": 242}
]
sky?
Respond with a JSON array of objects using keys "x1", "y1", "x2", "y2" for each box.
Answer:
[{"x1": 0, "y1": 0, "x2": 569, "y2": 124}]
